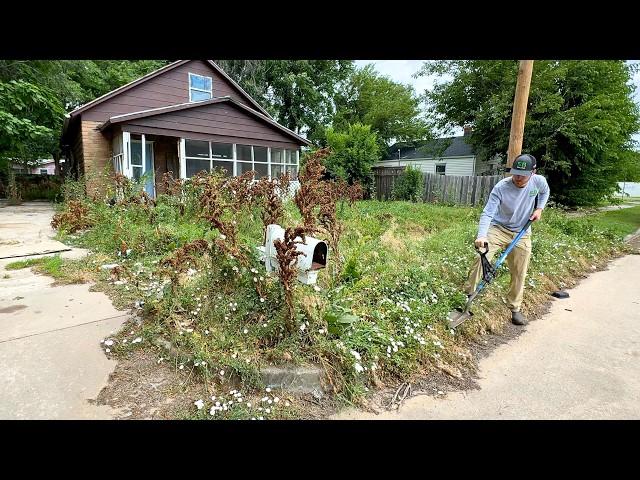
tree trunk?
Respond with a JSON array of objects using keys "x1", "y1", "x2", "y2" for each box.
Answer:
[{"x1": 53, "y1": 151, "x2": 61, "y2": 176}]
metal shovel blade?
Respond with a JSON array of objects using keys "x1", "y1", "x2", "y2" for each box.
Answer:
[{"x1": 447, "y1": 308, "x2": 474, "y2": 329}]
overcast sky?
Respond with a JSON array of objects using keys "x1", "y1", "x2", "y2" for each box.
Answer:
[{"x1": 355, "y1": 60, "x2": 640, "y2": 144}]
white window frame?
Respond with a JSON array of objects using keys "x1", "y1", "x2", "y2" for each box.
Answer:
[
  {"x1": 435, "y1": 163, "x2": 446, "y2": 175},
  {"x1": 188, "y1": 72, "x2": 213, "y2": 103},
  {"x1": 179, "y1": 140, "x2": 299, "y2": 181}
]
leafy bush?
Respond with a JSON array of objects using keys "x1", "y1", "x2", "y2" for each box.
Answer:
[{"x1": 391, "y1": 165, "x2": 423, "y2": 202}]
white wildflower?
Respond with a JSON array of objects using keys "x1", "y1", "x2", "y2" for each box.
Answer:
[
  {"x1": 104, "y1": 340, "x2": 114, "y2": 346},
  {"x1": 194, "y1": 399, "x2": 204, "y2": 410},
  {"x1": 354, "y1": 363, "x2": 364, "y2": 373},
  {"x1": 219, "y1": 370, "x2": 225, "y2": 376},
  {"x1": 350, "y1": 350, "x2": 361, "y2": 360},
  {"x1": 132, "y1": 337, "x2": 142, "y2": 344}
]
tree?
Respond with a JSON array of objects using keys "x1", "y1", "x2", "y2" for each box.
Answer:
[
  {"x1": 332, "y1": 64, "x2": 431, "y2": 151},
  {"x1": 215, "y1": 60, "x2": 355, "y2": 142},
  {"x1": 418, "y1": 60, "x2": 640, "y2": 206},
  {"x1": 0, "y1": 79, "x2": 64, "y2": 172},
  {"x1": 322, "y1": 123, "x2": 380, "y2": 194},
  {"x1": 617, "y1": 149, "x2": 640, "y2": 198},
  {"x1": 0, "y1": 60, "x2": 170, "y2": 175}
]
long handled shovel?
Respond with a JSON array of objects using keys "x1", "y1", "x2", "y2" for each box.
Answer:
[{"x1": 447, "y1": 219, "x2": 533, "y2": 329}]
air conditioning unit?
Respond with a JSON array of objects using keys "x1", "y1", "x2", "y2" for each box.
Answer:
[{"x1": 264, "y1": 224, "x2": 328, "y2": 285}]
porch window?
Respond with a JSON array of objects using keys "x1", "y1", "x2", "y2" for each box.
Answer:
[
  {"x1": 112, "y1": 134, "x2": 124, "y2": 174},
  {"x1": 181, "y1": 139, "x2": 299, "y2": 181},
  {"x1": 253, "y1": 146, "x2": 268, "y2": 179},
  {"x1": 284, "y1": 149, "x2": 298, "y2": 180},
  {"x1": 270, "y1": 148, "x2": 284, "y2": 179},
  {"x1": 236, "y1": 144, "x2": 254, "y2": 176},
  {"x1": 184, "y1": 139, "x2": 233, "y2": 178},
  {"x1": 189, "y1": 73, "x2": 213, "y2": 102}
]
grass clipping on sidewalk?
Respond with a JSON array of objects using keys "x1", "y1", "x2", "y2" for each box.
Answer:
[{"x1": 50, "y1": 167, "x2": 638, "y2": 416}]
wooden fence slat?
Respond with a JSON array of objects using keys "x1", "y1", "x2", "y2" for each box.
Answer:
[{"x1": 373, "y1": 167, "x2": 501, "y2": 206}]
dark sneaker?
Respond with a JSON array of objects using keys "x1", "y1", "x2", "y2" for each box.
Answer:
[{"x1": 511, "y1": 310, "x2": 528, "y2": 326}]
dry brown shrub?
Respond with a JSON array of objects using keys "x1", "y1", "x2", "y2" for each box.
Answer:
[
  {"x1": 273, "y1": 226, "x2": 308, "y2": 333},
  {"x1": 51, "y1": 200, "x2": 93, "y2": 233}
]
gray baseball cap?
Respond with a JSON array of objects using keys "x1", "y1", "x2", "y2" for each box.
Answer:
[{"x1": 510, "y1": 154, "x2": 537, "y2": 176}]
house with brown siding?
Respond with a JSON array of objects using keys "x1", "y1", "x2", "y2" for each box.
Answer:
[{"x1": 60, "y1": 60, "x2": 311, "y2": 197}]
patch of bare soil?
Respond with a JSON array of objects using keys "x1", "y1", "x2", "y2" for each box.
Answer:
[
  {"x1": 95, "y1": 348, "x2": 209, "y2": 419},
  {"x1": 96, "y1": 342, "x2": 341, "y2": 420}
]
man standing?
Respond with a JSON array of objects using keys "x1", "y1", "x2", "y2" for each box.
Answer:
[{"x1": 464, "y1": 153, "x2": 550, "y2": 325}]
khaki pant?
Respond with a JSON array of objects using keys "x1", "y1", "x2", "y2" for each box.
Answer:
[{"x1": 463, "y1": 224, "x2": 532, "y2": 312}]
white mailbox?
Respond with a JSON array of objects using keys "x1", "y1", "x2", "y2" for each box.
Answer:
[{"x1": 264, "y1": 224, "x2": 328, "y2": 285}]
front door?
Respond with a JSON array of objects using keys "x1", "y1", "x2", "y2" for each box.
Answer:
[{"x1": 130, "y1": 140, "x2": 155, "y2": 197}]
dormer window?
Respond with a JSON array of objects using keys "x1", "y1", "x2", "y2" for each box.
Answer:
[{"x1": 189, "y1": 73, "x2": 212, "y2": 102}]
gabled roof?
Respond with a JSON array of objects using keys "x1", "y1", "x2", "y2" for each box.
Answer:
[
  {"x1": 67, "y1": 60, "x2": 271, "y2": 119},
  {"x1": 386, "y1": 135, "x2": 476, "y2": 160},
  {"x1": 98, "y1": 96, "x2": 311, "y2": 146}
]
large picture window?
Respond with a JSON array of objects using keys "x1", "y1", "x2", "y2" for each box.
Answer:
[
  {"x1": 183, "y1": 139, "x2": 299, "y2": 181},
  {"x1": 184, "y1": 139, "x2": 233, "y2": 177},
  {"x1": 189, "y1": 73, "x2": 212, "y2": 102}
]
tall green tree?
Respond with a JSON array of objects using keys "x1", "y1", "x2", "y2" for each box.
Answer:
[
  {"x1": 0, "y1": 60, "x2": 170, "y2": 174},
  {"x1": 418, "y1": 60, "x2": 640, "y2": 206},
  {"x1": 0, "y1": 79, "x2": 64, "y2": 172},
  {"x1": 322, "y1": 122, "x2": 380, "y2": 193},
  {"x1": 332, "y1": 64, "x2": 431, "y2": 152},
  {"x1": 215, "y1": 60, "x2": 355, "y2": 141}
]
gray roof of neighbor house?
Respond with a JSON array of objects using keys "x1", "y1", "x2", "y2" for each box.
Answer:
[{"x1": 385, "y1": 135, "x2": 475, "y2": 160}]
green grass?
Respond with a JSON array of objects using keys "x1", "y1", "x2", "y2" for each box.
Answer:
[
  {"x1": 6, "y1": 256, "x2": 55, "y2": 271},
  {"x1": 588, "y1": 205, "x2": 640, "y2": 238},
  {"x1": 5, "y1": 255, "x2": 90, "y2": 284}
]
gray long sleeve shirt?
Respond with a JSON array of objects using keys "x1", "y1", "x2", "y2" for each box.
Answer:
[{"x1": 477, "y1": 174, "x2": 550, "y2": 238}]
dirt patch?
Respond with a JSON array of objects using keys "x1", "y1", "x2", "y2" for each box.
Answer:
[
  {"x1": 380, "y1": 221, "x2": 404, "y2": 252},
  {"x1": 95, "y1": 348, "x2": 210, "y2": 419}
]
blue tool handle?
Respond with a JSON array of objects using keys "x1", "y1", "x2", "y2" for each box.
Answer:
[{"x1": 493, "y1": 219, "x2": 533, "y2": 271}]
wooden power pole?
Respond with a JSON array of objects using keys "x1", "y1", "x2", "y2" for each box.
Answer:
[{"x1": 505, "y1": 60, "x2": 534, "y2": 175}]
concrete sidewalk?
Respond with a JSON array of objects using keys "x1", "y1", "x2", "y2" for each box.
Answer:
[
  {"x1": 0, "y1": 202, "x2": 129, "y2": 419},
  {"x1": 334, "y1": 252, "x2": 640, "y2": 420}
]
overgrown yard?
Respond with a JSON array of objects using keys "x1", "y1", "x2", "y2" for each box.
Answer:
[{"x1": 32, "y1": 164, "x2": 639, "y2": 419}]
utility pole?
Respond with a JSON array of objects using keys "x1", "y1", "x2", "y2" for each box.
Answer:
[{"x1": 505, "y1": 60, "x2": 534, "y2": 176}]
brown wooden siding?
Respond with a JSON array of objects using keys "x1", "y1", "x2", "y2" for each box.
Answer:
[
  {"x1": 83, "y1": 60, "x2": 253, "y2": 122},
  {"x1": 119, "y1": 101, "x2": 301, "y2": 148},
  {"x1": 121, "y1": 125, "x2": 300, "y2": 150}
]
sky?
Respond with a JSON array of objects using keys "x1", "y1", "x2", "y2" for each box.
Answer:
[{"x1": 355, "y1": 60, "x2": 640, "y2": 144}]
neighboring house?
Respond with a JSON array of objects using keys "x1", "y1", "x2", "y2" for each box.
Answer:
[
  {"x1": 60, "y1": 60, "x2": 311, "y2": 198},
  {"x1": 10, "y1": 159, "x2": 58, "y2": 175},
  {"x1": 375, "y1": 127, "x2": 501, "y2": 176}
]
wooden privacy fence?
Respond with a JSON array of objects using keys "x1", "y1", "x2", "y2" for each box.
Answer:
[{"x1": 373, "y1": 167, "x2": 501, "y2": 206}]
